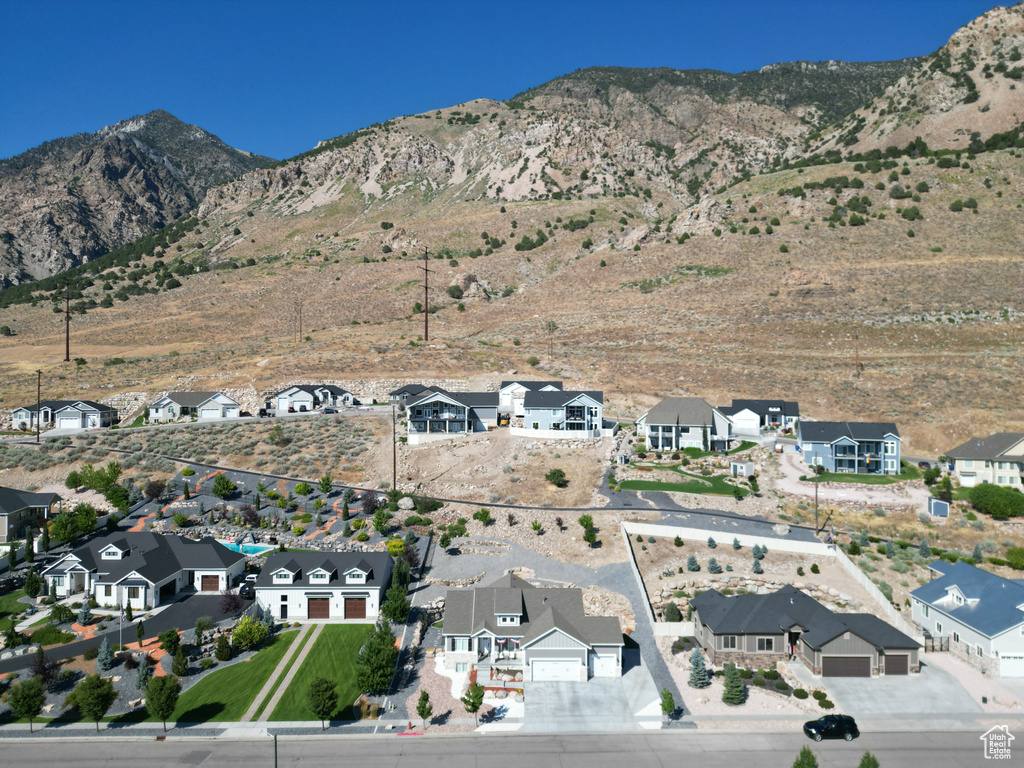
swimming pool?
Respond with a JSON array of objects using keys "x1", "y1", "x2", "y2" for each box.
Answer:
[{"x1": 220, "y1": 541, "x2": 275, "y2": 556}]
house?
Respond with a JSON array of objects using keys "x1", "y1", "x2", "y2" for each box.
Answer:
[
  {"x1": 390, "y1": 384, "x2": 442, "y2": 406},
  {"x1": 719, "y1": 399, "x2": 800, "y2": 436},
  {"x1": 510, "y1": 390, "x2": 613, "y2": 439},
  {"x1": 635, "y1": 397, "x2": 733, "y2": 452},
  {"x1": 254, "y1": 551, "x2": 393, "y2": 622},
  {"x1": 314, "y1": 385, "x2": 355, "y2": 407},
  {"x1": 0, "y1": 486, "x2": 61, "y2": 544},
  {"x1": 405, "y1": 389, "x2": 499, "y2": 445},
  {"x1": 731, "y1": 460, "x2": 755, "y2": 477},
  {"x1": 11, "y1": 400, "x2": 117, "y2": 431},
  {"x1": 910, "y1": 561, "x2": 1024, "y2": 677},
  {"x1": 149, "y1": 391, "x2": 241, "y2": 423},
  {"x1": 40, "y1": 532, "x2": 246, "y2": 609},
  {"x1": 442, "y1": 573, "x2": 624, "y2": 681},
  {"x1": 498, "y1": 380, "x2": 563, "y2": 421},
  {"x1": 798, "y1": 422, "x2": 902, "y2": 475},
  {"x1": 945, "y1": 433, "x2": 1024, "y2": 489},
  {"x1": 270, "y1": 385, "x2": 355, "y2": 413},
  {"x1": 691, "y1": 584, "x2": 920, "y2": 677}
]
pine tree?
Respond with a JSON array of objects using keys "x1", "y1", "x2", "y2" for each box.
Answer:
[
  {"x1": 171, "y1": 647, "x2": 189, "y2": 677},
  {"x1": 753, "y1": 558, "x2": 764, "y2": 575},
  {"x1": 721, "y1": 663, "x2": 745, "y2": 705},
  {"x1": 793, "y1": 746, "x2": 819, "y2": 768},
  {"x1": 96, "y1": 637, "x2": 115, "y2": 671},
  {"x1": 215, "y1": 633, "x2": 232, "y2": 661},
  {"x1": 686, "y1": 554, "x2": 700, "y2": 572},
  {"x1": 25, "y1": 528, "x2": 34, "y2": 563},
  {"x1": 707, "y1": 537, "x2": 716, "y2": 549},
  {"x1": 40, "y1": 523, "x2": 50, "y2": 553},
  {"x1": 752, "y1": 544, "x2": 762, "y2": 560},
  {"x1": 664, "y1": 601, "x2": 681, "y2": 622},
  {"x1": 460, "y1": 682, "x2": 485, "y2": 724},
  {"x1": 885, "y1": 540, "x2": 896, "y2": 558},
  {"x1": 919, "y1": 539, "x2": 931, "y2": 558},
  {"x1": 49, "y1": 579, "x2": 58, "y2": 603},
  {"x1": 708, "y1": 558, "x2": 722, "y2": 574},
  {"x1": 859, "y1": 530, "x2": 869, "y2": 547},
  {"x1": 972, "y1": 543, "x2": 983, "y2": 562},
  {"x1": 126, "y1": 601, "x2": 134, "y2": 622},
  {"x1": 416, "y1": 689, "x2": 433, "y2": 731},
  {"x1": 857, "y1": 752, "x2": 879, "y2": 768},
  {"x1": 732, "y1": 537, "x2": 741, "y2": 550},
  {"x1": 688, "y1": 647, "x2": 710, "y2": 688},
  {"x1": 78, "y1": 604, "x2": 93, "y2": 626},
  {"x1": 135, "y1": 661, "x2": 151, "y2": 690},
  {"x1": 355, "y1": 620, "x2": 399, "y2": 694}
]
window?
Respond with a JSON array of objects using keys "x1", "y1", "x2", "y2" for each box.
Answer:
[
  {"x1": 953, "y1": 594, "x2": 964, "y2": 605},
  {"x1": 885, "y1": 459, "x2": 897, "y2": 471},
  {"x1": 104, "y1": 586, "x2": 112, "y2": 597},
  {"x1": 453, "y1": 638, "x2": 469, "y2": 652},
  {"x1": 722, "y1": 636, "x2": 737, "y2": 649},
  {"x1": 274, "y1": 572, "x2": 291, "y2": 582},
  {"x1": 923, "y1": 605, "x2": 929, "y2": 618},
  {"x1": 102, "y1": 549, "x2": 121, "y2": 559},
  {"x1": 455, "y1": 662, "x2": 468, "y2": 673},
  {"x1": 884, "y1": 440, "x2": 897, "y2": 455},
  {"x1": 52, "y1": 576, "x2": 64, "y2": 587},
  {"x1": 976, "y1": 645, "x2": 984, "y2": 657},
  {"x1": 962, "y1": 459, "x2": 974, "y2": 469},
  {"x1": 953, "y1": 632, "x2": 960, "y2": 644},
  {"x1": 312, "y1": 572, "x2": 328, "y2": 580},
  {"x1": 936, "y1": 622, "x2": 943, "y2": 634},
  {"x1": 281, "y1": 595, "x2": 288, "y2": 602},
  {"x1": 757, "y1": 638, "x2": 775, "y2": 652},
  {"x1": 999, "y1": 461, "x2": 1010, "y2": 470},
  {"x1": 128, "y1": 587, "x2": 140, "y2": 600}
]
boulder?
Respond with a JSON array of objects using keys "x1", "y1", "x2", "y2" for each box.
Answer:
[
  {"x1": 397, "y1": 497, "x2": 416, "y2": 511},
  {"x1": 495, "y1": 689, "x2": 508, "y2": 699}
]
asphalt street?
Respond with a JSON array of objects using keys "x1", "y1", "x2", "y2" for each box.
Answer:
[{"x1": 0, "y1": 730, "x2": 988, "y2": 768}]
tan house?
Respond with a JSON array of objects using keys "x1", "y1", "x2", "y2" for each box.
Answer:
[
  {"x1": 946, "y1": 433, "x2": 1024, "y2": 488},
  {"x1": 0, "y1": 486, "x2": 61, "y2": 544}
]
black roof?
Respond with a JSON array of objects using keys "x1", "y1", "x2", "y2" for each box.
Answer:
[
  {"x1": 800, "y1": 421, "x2": 900, "y2": 443},
  {"x1": 407, "y1": 388, "x2": 499, "y2": 408},
  {"x1": 256, "y1": 551, "x2": 392, "y2": 589},
  {"x1": 721, "y1": 399, "x2": 800, "y2": 418},
  {"x1": 523, "y1": 390, "x2": 603, "y2": 408},
  {"x1": 691, "y1": 585, "x2": 918, "y2": 651},
  {"x1": 390, "y1": 384, "x2": 439, "y2": 397},
  {"x1": 0, "y1": 486, "x2": 60, "y2": 516}
]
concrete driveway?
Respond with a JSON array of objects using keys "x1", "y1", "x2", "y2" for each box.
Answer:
[
  {"x1": 826, "y1": 662, "x2": 983, "y2": 715},
  {"x1": 521, "y1": 653, "x2": 662, "y2": 732}
]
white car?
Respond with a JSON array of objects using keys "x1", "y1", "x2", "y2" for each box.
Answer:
[{"x1": 244, "y1": 573, "x2": 259, "y2": 583}]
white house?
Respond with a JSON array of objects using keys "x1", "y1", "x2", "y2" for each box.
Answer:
[
  {"x1": 498, "y1": 380, "x2": 563, "y2": 418},
  {"x1": 719, "y1": 399, "x2": 800, "y2": 436},
  {"x1": 40, "y1": 532, "x2": 246, "y2": 610},
  {"x1": 636, "y1": 397, "x2": 733, "y2": 452},
  {"x1": 254, "y1": 551, "x2": 393, "y2": 622},
  {"x1": 405, "y1": 389, "x2": 499, "y2": 445},
  {"x1": 945, "y1": 433, "x2": 1024, "y2": 488},
  {"x1": 270, "y1": 384, "x2": 355, "y2": 412},
  {"x1": 150, "y1": 391, "x2": 241, "y2": 423},
  {"x1": 510, "y1": 390, "x2": 614, "y2": 439},
  {"x1": 910, "y1": 561, "x2": 1024, "y2": 677}
]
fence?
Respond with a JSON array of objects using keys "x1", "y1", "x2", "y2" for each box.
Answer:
[
  {"x1": 831, "y1": 545, "x2": 923, "y2": 642},
  {"x1": 621, "y1": 520, "x2": 831, "y2": 557}
]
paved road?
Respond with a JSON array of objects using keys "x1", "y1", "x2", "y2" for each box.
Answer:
[{"x1": 0, "y1": 730, "x2": 986, "y2": 767}]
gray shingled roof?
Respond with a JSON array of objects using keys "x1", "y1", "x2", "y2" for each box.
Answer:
[
  {"x1": 691, "y1": 585, "x2": 918, "y2": 650},
  {"x1": 12, "y1": 400, "x2": 78, "y2": 414},
  {"x1": 0, "y1": 486, "x2": 59, "y2": 516},
  {"x1": 642, "y1": 397, "x2": 715, "y2": 426},
  {"x1": 40, "y1": 532, "x2": 244, "y2": 585},
  {"x1": 523, "y1": 390, "x2": 603, "y2": 408},
  {"x1": 158, "y1": 391, "x2": 225, "y2": 407},
  {"x1": 55, "y1": 400, "x2": 111, "y2": 412},
  {"x1": 406, "y1": 389, "x2": 498, "y2": 409},
  {"x1": 911, "y1": 561, "x2": 1024, "y2": 637},
  {"x1": 255, "y1": 551, "x2": 391, "y2": 589},
  {"x1": 946, "y1": 433, "x2": 1024, "y2": 461},
  {"x1": 800, "y1": 421, "x2": 900, "y2": 443},
  {"x1": 442, "y1": 572, "x2": 623, "y2": 647}
]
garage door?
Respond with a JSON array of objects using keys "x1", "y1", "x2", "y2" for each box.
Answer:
[
  {"x1": 885, "y1": 654, "x2": 908, "y2": 675},
  {"x1": 822, "y1": 656, "x2": 871, "y2": 677},
  {"x1": 344, "y1": 597, "x2": 366, "y2": 619},
  {"x1": 58, "y1": 416, "x2": 80, "y2": 429},
  {"x1": 960, "y1": 474, "x2": 977, "y2": 487},
  {"x1": 1001, "y1": 655, "x2": 1024, "y2": 677},
  {"x1": 278, "y1": 397, "x2": 290, "y2": 412},
  {"x1": 200, "y1": 408, "x2": 220, "y2": 419},
  {"x1": 201, "y1": 575, "x2": 220, "y2": 592},
  {"x1": 532, "y1": 660, "x2": 580, "y2": 682},
  {"x1": 225, "y1": 408, "x2": 239, "y2": 418},
  {"x1": 308, "y1": 598, "x2": 331, "y2": 619},
  {"x1": 589, "y1": 653, "x2": 619, "y2": 678}
]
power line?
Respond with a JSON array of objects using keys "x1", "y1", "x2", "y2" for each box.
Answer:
[{"x1": 421, "y1": 246, "x2": 432, "y2": 342}]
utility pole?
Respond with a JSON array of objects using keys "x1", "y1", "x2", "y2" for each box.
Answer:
[
  {"x1": 420, "y1": 246, "x2": 432, "y2": 342},
  {"x1": 392, "y1": 403, "x2": 397, "y2": 491},
  {"x1": 854, "y1": 330, "x2": 861, "y2": 378},
  {"x1": 64, "y1": 281, "x2": 71, "y2": 362},
  {"x1": 36, "y1": 370, "x2": 41, "y2": 444},
  {"x1": 294, "y1": 298, "x2": 304, "y2": 344}
]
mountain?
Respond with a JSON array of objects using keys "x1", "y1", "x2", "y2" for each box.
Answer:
[{"x1": 0, "y1": 110, "x2": 273, "y2": 286}]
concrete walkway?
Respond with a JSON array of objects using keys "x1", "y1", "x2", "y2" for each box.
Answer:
[
  {"x1": 241, "y1": 623, "x2": 317, "y2": 722},
  {"x1": 253, "y1": 623, "x2": 325, "y2": 722}
]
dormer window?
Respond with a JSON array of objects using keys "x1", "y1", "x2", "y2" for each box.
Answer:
[
  {"x1": 312, "y1": 572, "x2": 329, "y2": 581},
  {"x1": 346, "y1": 571, "x2": 366, "y2": 584},
  {"x1": 497, "y1": 614, "x2": 520, "y2": 626},
  {"x1": 273, "y1": 571, "x2": 293, "y2": 583},
  {"x1": 102, "y1": 549, "x2": 123, "y2": 559},
  {"x1": 953, "y1": 594, "x2": 964, "y2": 605}
]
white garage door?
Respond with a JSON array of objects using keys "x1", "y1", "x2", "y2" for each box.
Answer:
[
  {"x1": 590, "y1": 653, "x2": 619, "y2": 678},
  {"x1": 199, "y1": 408, "x2": 220, "y2": 420},
  {"x1": 532, "y1": 660, "x2": 579, "y2": 682},
  {"x1": 959, "y1": 474, "x2": 977, "y2": 487},
  {"x1": 1001, "y1": 655, "x2": 1024, "y2": 677},
  {"x1": 732, "y1": 414, "x2": 760, "y2": 436},
  {"x1": 225, "y1": 407, "x2": 239, "y2": 418},
  {"x1": 277, "y1": 397, "x2": 290, "y2": 411},
  {"x1": 58, "y1": 417, "x2": 80, "y2": 430}
]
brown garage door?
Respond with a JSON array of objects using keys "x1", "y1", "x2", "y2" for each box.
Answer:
[
  {"x1": 885, "y1": 654, "x2": 908, "y2": 675},
  {"x1": 822, "y1": 656, "x2": 871, "y2": 677},
  {"x1": 308, "y1": 598, "x2": 330, "y2": 620},
  {"x1": 345, "y1": 597, "x2": 366, "y2": 619},
  {"x1": 201, "y1": 575, "x2": 219, "y2": 591}
]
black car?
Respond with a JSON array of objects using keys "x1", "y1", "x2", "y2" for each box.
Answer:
[
  {"x1": 803, "y1": 715, "x2": 859, "y2": 742},
  {"x1": 258, "y1": 408, "x2": 269, "y2": 418},
  {"x1": 323, "y1": 407, "x2": 337, "y2": 414},
  {"x1": 238, "y1": 583, "x2": 255, "y2": 600}
]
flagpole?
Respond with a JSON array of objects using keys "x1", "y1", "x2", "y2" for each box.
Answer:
[{"x1": 119, "y1": 603, "x2": 122, "y2": 651}]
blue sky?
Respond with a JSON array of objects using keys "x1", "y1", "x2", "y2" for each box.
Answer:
[{"x1": 0, "y1": 0, "x2": 1006, "y2": 161}]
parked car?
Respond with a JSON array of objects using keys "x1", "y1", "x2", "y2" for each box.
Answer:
[
  {"x1": 323, "y1": 407, "x2": 337, "y2": 414},
  {"x1": 918, "y1": 460, "x2": 931, "y2": 469},
  {"x1": 287, "y1": 407, "x2": 296, "y2": 413},
  {"x1": 258, "y1": 408, "x2": 269, "y2": 418},
  {"x1": 803, "y1": 715, "x2": 859, "y2": 742},
  {"x1": 239, "y1": 583, "x2": 255, "y2": 600},
  {"x1": 244, "y1": 573, "x2": 258, "y2": 583}
]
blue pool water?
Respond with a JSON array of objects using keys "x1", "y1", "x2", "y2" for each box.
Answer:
[{"x1": 220, "y1": 542, "x2": 274, "y2": 555}]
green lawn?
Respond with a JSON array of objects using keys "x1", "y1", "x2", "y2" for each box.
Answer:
[
  {"x1": 249, "y1": 625, "x2": 316, "y2": 720},
  {"x1": 269, "y1": 624, "x2": 373, "y2": 721},
  {"x1": 0, "y1": 589, "x2": 27, "y2": 631},
  {"x1": 620, "y1": 468, "x2": 749, "y2": 497},
  {"x1": 809, "y1": 461, "x2": 921, "y2": 485}
]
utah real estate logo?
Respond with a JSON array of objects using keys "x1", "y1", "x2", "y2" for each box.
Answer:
[{"x1": 980, "y1": 725, "x2": 1014, "y2": 760}]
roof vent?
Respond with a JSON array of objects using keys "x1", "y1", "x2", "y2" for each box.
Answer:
[
  {"x1": 543, "y1": 597, "x2": 547, "y2": 604},
  {"x1": 790, "y1": 598, "x2": 794, "y2": 604}
]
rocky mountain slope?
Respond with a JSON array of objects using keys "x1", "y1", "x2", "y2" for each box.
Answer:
[{"x1": 0, "y1": 110, "x2": 273, "y2": 286}]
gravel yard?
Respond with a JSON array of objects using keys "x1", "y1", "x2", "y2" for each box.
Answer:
[{"x1": 403, "y1": 654, "x2": 495, "y2": 733}]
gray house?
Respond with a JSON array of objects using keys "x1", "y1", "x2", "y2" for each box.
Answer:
[
  {"x1": 390, "y1": 384, "x2": 442, "y2": 406},
  {"x1": 0, "y1": 486, "x2": 61, "y2": 544},
  {"x1": 405, "y1": 389, "x2": 499, "y2": 445},
  {"x1": 40, "y1": 532, "x2": 246, "y2": 609},
  {"x1": 442, "y1": 573, "x2": 624, "y2": 682},
  {"x1": 512, "y1": 390, "x2": 612, "y2": 439},
  {"x1": 945, "y1": 433, "x2": 1024, "y2": 489},
  {"x1": 149, "y1": 391, "x2": 241, "y2": 422},
  {"x1": 11, "y1": 400, "x2": 117, "y2": 431},
  {"x1": 636, "y1": 397, "x2": 733, "y2": 452},
  {"x1": 798, "y1": 421, "x2": 902, "y2": 475},
  {"x1": 691, "y1": 585, "x2": 920, "y2": 677},
  {"x1": 911, "y1": 561, "x2": 1024, "y2": 677}
]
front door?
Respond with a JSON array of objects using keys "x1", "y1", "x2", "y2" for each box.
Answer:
[
  {"x1": 478, "y1": 638, "x2": 491, "y2": 659},
  {"x1": 280, "y1": 604, "x2": 288, "y2": 620}
]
